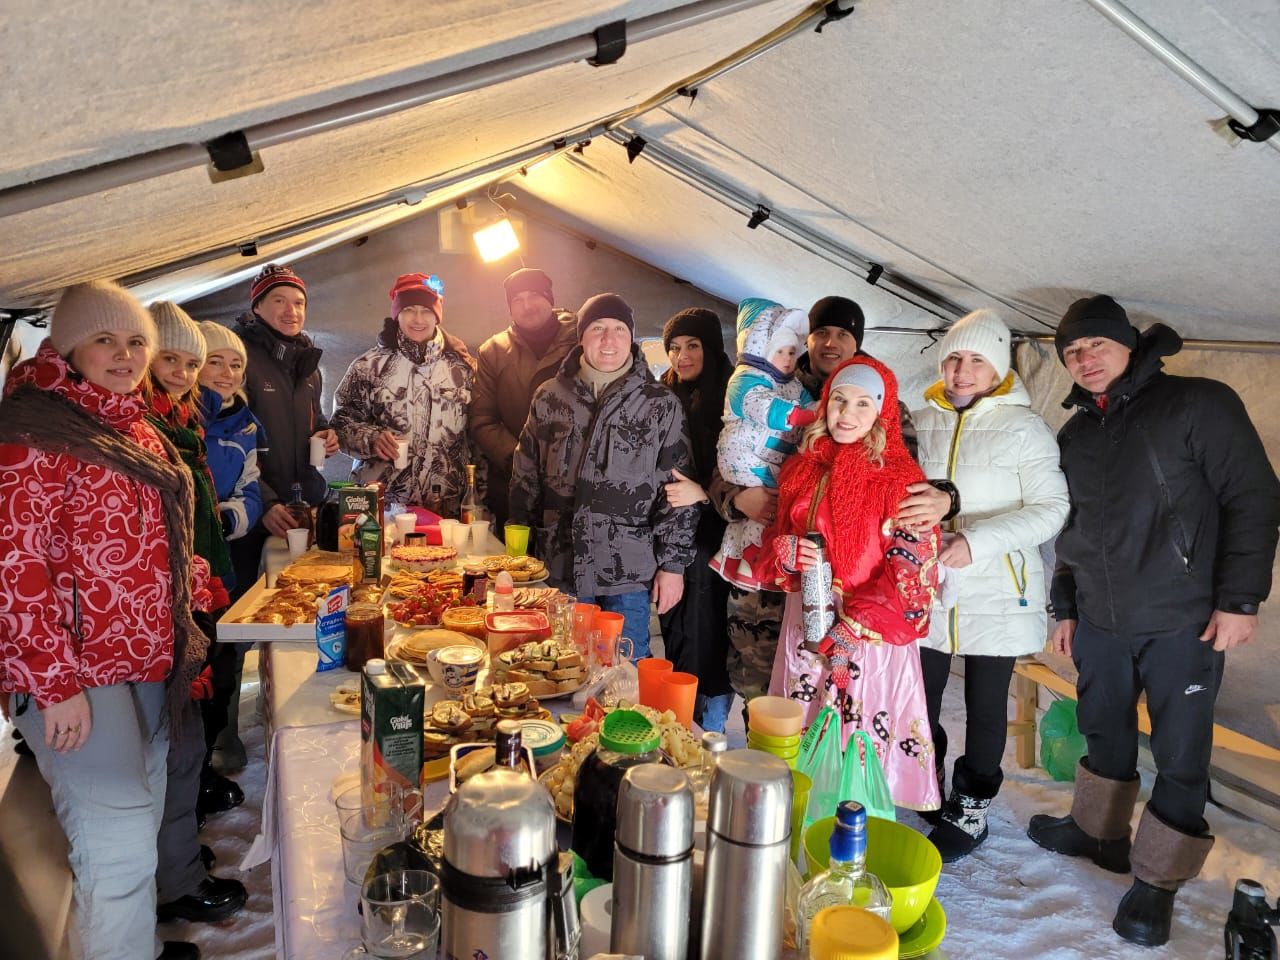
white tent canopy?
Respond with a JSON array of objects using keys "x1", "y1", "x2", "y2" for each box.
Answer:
[{"x1": 2, "y1": 1, "x2": 1278, "y2": 741}]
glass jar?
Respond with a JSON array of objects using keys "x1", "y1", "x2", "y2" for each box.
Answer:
[{"x1": 345, "y1": 602, "x2": 386, "y2": 673}]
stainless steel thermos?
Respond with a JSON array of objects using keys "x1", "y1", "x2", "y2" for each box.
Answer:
[
  {"x1": 801, "y1": 530, "x2": 836, "y2": 647},
  {"x1": 611, "y1": 764, "x2": 694, "y2": 960},
  {"x1": 699, "y1": 749, "x2": 792, "y2": 960},
  {"x1": 441, "y1": 767, "x2": 557, "y2": 960}
]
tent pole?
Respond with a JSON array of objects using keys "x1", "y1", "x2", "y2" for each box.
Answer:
[
  {"x1": 1085, "y1": 0, "x2": 1280, "y2": 154},
  {"x1": 0, "y1": 0, "x2": 777, "y2": 219},
  {"x1": 870, "y1": 326, "x2": 1280, "y2": 355}
]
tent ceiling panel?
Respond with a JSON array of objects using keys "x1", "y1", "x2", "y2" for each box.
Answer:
[
  {"x1": 0, "y1": 0, "x2": 809, "y2": 303},
  {"x1": 618, "y1": 0, "x2": 1280, "y2": 339},
  {"x1": 0, "y1": 0, "x2": 690, "y2": 186},
  {"x1": 514, "y1": 143, "x2": 942, "y2": 338}
]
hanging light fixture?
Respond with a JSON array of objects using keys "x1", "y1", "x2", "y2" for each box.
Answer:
[{"x1": 472, "y1": 217, "x2": 520, "y2": 262}]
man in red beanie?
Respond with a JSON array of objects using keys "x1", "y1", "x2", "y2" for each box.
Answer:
[{"x1": 231, "y1": 263, "x2": 336, "y2": 558}]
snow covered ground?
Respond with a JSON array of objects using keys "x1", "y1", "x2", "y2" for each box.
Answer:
[{"x1": 5, "y1": 662, "x2": 1279, "y2": 959}]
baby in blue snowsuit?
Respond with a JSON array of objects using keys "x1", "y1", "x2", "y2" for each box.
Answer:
[{"x1": 711, "y1": 298, "x2": 815, "y2": 589}]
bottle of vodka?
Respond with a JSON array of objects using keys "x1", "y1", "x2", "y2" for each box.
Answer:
[{"x1": 796, "y1": 801, "x2": 893, "y2": 953}]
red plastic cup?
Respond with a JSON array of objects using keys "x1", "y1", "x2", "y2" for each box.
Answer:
[
  {"x1": 656, "y1": 672, "x2": 698, "y2": 729},
  {"x1": 637, "y1": 658, "x2": 674, "y2": 708}
]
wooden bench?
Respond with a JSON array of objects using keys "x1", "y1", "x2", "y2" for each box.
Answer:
[{"x1": 1008, "y1": 658, "x2": 1280, "y2": 769}]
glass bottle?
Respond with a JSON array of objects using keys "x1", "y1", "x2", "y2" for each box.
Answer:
[
  {"x1": 286, "y1": 482, "x2": 315, "y2": 547},
  {"x1": 315, "y1": 481, "x2": 353, "y2": 552},
  {"x1": 460, "y1": 463, "x2": 481, "y2": 524},
  {"x1": 796, "y1": 801, "x2": 892, "y2": 954},
  {"x1": 425, "y1": 483, "x2": 445, "y2": 519},
  {"x1": 687, "y1": 731, "x2": 727, "y2": 818}
]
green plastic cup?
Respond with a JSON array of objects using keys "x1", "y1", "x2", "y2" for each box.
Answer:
[{"x1": 504, "y1": 523, "x2": 531, "y2": 557}]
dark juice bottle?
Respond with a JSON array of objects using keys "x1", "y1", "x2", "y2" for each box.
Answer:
[
  {"x1": 316, "y1": 481, "x2": 353, "y2": 552},
  {"x1": 570, "y1": 710, "x2": 665, "y2": 881},
  {"x1": 287, "y1": 482, "x2": 315, "y2": 547}
]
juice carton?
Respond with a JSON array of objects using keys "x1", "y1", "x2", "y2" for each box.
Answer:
[
  {"x1": 360, "y1": 659, "x2": 425, "y2": 807},
  {"x1": 337, "y1": 485, "x2": 380, "y2": 554}
]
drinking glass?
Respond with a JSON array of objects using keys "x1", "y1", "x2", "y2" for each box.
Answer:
[
  {"x1": 334, "y1": 784, "x2": 422, "y2": 885},
  {"x1": 344, "y1": 869, "x2": 440, "y2": 959}
]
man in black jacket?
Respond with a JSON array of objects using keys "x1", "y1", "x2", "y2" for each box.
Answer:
[
  {"x1": 232, "y1": 264, "x2": 337, "y2": 548},
  {"x1": 1028, "y1": 294, "x2": 1280, "y2": 947}
]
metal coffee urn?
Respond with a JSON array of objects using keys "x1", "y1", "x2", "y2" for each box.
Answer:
[
  {"x1": 700, "y1": 749, "x2": 792, "y2": 960},
  {"x1": 441, "y1": 767, "x2": 557, "y2": 960},
  {"x1": 611, "y1": 764, "x2": 694, "y2": 960}
]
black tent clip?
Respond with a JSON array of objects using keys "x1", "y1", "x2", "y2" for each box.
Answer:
[
  {"x1": 747, "y1": 205, "x2": 771, "y2": 229},
  {"x1": 1228, "y1": 107, "x2": 1280, "y2": 144},
  {"x1": 205, "y1": 131, "x2": 264, "y2": 182},
  {"x1": 815, "y1": 1, "x2": 855, "y2": 33},
  {"x1": 625, "y1": 135, "x2": 647, "y2": 164},
  {"x1": 589, "y1": 20, "x2": 627, "y2": 66},
  {"x1": 866, "y1": 263, "x2": 884, "y2": 285}
]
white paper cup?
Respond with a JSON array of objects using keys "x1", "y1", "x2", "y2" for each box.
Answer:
[
  {"x1": 394, "y1": 439, "x2": 409, "y2": 470},
  {"x1": 468, "y1": 520, "x2": 491, "y2": 554},
  {"x1": 286, "y1": 528, "x2": 310, "y2": 558},
  {"x1": 449, "y1": 524, "x2": 470, "y2": 553},
  {"x1": 394, "y1": 513, "x2": 418, "y2": 538},
  {"x1": 309, "y1": 435, "x2": 327, "y2": 468}
]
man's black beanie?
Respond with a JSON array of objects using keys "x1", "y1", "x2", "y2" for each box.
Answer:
[
  {"x1": 1054, "y1": 294, "x2": 1138, "y2": 362},
  {"x1": 808, "y1": 296, "x2": 865, "y2": 345},
  {"x1": 576, "y1": 293, "x2": 635, "y2": 340}
]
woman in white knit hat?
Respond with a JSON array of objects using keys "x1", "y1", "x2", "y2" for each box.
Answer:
[{"x1": 912, "y1": 308, "x2": 1070, "y2": 862}]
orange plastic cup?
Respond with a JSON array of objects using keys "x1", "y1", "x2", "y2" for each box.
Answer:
[
  {"x1": 656, "y1": 671, "x2": 699, "y2": 729},
  {"x1": 637, "y1": 658, "x2": 674, "y2": 707},
  {"x1": 594, "y1": 611, "x2": 625, "y2": 643}
]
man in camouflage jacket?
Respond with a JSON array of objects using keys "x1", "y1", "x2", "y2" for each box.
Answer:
[{"x1": 509, "y1": 293, "x2": 697, "y2": 657}]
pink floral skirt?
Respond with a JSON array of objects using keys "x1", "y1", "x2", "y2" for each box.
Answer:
[{"x1": 769, "y1": 592, "x2": 940, "y2": 811}]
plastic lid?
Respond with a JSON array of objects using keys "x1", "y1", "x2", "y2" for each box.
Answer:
[
  {"x1": 364, "y1": 659, "x2": 386, "y2": 675},
  {"x1": 701, "y1": 731, "x2": 728, "y2": 754},
  {"x1": 809, "y1": 906, "x2": 898, "y2": 960},
  {"x1": 519, "y1": 718, "x2": 566, "y2": 756},
  {"x1": 599, "y1": 709, "x2": 661, "y2": 754},
  {"x1": 837, "y1": 800, "x2": 867, "y2": 831}
]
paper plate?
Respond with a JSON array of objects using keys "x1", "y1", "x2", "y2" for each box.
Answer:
[{"x1": 898, "y1": 897, "x2": 946, "y2": 959}]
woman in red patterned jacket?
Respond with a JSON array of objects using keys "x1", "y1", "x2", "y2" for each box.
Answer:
[
  {"x1": 0, "y1": 281, "x2": 208, "y2": 960},
  {"x1": 761, "y1": 355, "x2": 942, "y2": 812}
]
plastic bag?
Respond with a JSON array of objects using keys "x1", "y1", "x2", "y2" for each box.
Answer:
[
  {"x1": 1040, "y1": 698, "x2": 1087, "y2": 782},
  {"x1": 839, "y1": 730, "x2": 896, "y2": 822},
  {"x1": 797, "y1": 706, "x2": 843, "y2": 826},
  {"x1": 571, "y1": 659, "x2": 640, "y2": 711}
]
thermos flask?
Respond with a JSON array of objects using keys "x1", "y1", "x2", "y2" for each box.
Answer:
[
  {"x1": 700, "y1": 749, "x2": 792, "y2": 960},
  {"x1": 611, "y1": 764, "x2": 694, "y2": 960}
]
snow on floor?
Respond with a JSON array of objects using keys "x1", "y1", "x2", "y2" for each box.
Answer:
[{"x1": 6, "y1": 664, "x2": 1280, "y2": 959}]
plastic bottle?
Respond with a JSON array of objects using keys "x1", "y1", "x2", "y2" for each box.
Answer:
[
  {"x1": 493, "y1": 571, "x2": 515, "y2": 612},
  {"x1": 796, "y1": 802, "x2": 892, "y2": 954}
]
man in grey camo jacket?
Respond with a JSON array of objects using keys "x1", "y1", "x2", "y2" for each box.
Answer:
[{"x1": 509, "y1": 293, "x2": 698, "y2": 658}]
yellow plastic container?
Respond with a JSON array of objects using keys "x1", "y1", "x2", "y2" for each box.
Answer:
[
  {"x1": 809, "y1": 905, "x2": 898, "y2": 960},
  {"x1": 803, "y1": 816, "x2": 941, "y2": 934}
]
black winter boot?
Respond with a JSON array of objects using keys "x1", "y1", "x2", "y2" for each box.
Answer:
[
  {"x1": 1112, "y1": 808, "x2": 1215, "y2": 947},
  {"x1": 1113, "y1": 879, "x2": 1176, "y2": 947},
  {"x1": 928, "y1": 759, "x2": 1001, "y2": 863},
  {"x1": 1028, "y1": 760, "x2": 1138, "y2": 874}
]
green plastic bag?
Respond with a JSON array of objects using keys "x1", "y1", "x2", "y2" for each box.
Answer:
[
  {"x1": 839, "y1": 730, "x2": 896, "y2": 822},
  {"x1": 797, "y1": 706, "x2": 843, "y2": 826},
  {"x1": 1040, "y1": 698, "x2": 1087, "y2": 782}
]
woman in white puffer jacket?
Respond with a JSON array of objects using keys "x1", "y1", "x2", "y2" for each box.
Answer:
[{"x1": 913, "y1": 309, "x2": 1069, "y2": 863}]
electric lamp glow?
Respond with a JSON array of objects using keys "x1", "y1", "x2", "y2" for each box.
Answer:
[{"x1": 472, "y1": 218, "x2": 520, "y2": 262}]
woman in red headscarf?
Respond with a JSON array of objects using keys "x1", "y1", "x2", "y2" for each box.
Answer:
[{"x1": 761, "y1": 356, "x2": 941, "y2": 811}]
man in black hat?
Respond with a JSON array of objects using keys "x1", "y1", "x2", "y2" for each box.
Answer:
[
  {"x1": 1028, "y1": 294, "x2": 1280, "y2": 947},
  {"x1": 470, "y1": 268, "x2": 577, "y2": 530}
]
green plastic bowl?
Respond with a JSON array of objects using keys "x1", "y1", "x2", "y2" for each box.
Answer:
[
  {"x1": 803, "y1": 815, "x2": 941, "y2": 934},
  {"x1": 746, "y1": 730, "x2": 802, "y2": 749}
]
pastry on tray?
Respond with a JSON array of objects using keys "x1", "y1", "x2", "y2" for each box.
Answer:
[{"x1": 477, "y1": 555, "x2": 548, "y2": 582}]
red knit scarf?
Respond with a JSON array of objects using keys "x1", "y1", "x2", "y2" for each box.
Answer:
[{"x1": 775, "y1": 356, "x2": 924, "y2": 584}]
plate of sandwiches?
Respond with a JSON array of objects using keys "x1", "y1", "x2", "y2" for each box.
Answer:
[
  {"x1": 476, "y1": 555, "x2": 549, "y2": 583},
  {"x1": 422, "y1": 684, "x2": 552, "y2": 761},
  {"x1": 492, "y1": 640, "x2": 587, "y2": 697}
]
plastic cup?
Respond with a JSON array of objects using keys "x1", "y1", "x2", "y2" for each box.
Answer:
[
  {"x1": 637, "y1": 658, "x2": 674, "y2": 708},
  {"x1": 394, "y1": 513, "x2": 418, "y2": 540},
  {"x1": 357, "y1": 870, "x2": 440, "y2": 958},
  {"x1": 468, "y1": 520, "x2": 491, "y2": 554},
  {"x1": 438, "y1": 519, "x2": 461, "y2": 553},
  {"x1": 504, "y1": 523, "x2": 530, "y2": 557},
  {"x1": 285, "y1": 527, "x2": 310, "y2": 558},
  {"x1": 447, "y1": 523, "x2": 470, "y2": 553},
  {"x1": 656, "y1": 671, "x2": 698, "y2": 729},
  {"x1": 394, "y1": 439, "x2": 409, "y2": 470},
  {"x1": 594, "y1": 611, "x2": 624, "y2": 644},
  {"x1": 309, "y1": 435, "x2": 327, "y2": 468},
  {"x1": 747, "y1": 695, "x2": 805, "y2": 737}
]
